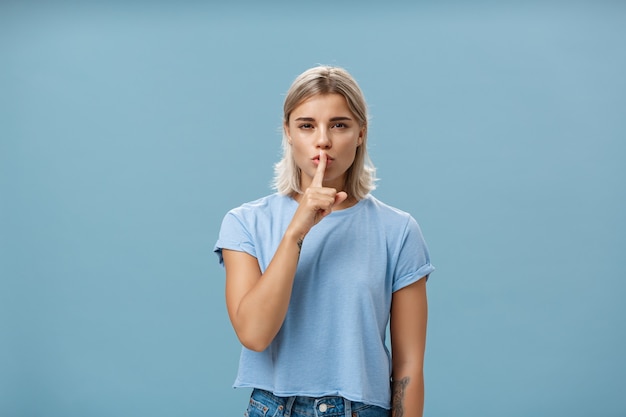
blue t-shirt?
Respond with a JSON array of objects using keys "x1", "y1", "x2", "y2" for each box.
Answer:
[{"x1": 214, "y1": 193, "x2": 434, "y2": 409}]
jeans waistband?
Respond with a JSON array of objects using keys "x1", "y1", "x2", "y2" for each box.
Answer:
[{"x1": 251, "y1": 388, "x2": 374, "y2": 417}]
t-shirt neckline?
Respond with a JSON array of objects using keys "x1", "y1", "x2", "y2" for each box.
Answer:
[{"x1": 285, "y1": 193, "x2": 368, "y2": 218}]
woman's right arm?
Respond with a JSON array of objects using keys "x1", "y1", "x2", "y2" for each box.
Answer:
[
  {"x1": 223, "y1": 227, "x2": 302, "y2": 352},
  {"x1": 224, "y1": 151, "x2": 346, "y2": 352}
]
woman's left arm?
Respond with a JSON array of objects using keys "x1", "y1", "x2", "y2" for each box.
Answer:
[{"x1": 390, "y1": 277, "x2": 428, "y2": 417}]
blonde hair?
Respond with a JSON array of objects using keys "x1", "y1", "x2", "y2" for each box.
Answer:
[{"x1": 273, "y1": 65, "x2": 376, "y2": 200}]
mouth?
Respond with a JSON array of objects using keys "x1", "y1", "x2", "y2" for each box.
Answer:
[
  {"x1": 312, "y1": 155, "x2": 334, "y2": 162},
  {"x1": 312, "y1": 155, "x2": 334, "y2": 166}
]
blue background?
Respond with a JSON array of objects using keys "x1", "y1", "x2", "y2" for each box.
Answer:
[{"x1": 1, "y1": 1, "x2": 625, "y2": 416}]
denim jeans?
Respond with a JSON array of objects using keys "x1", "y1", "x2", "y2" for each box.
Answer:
[{"x1": 244, "y1": 389, "x2": 390, "y2": 417}]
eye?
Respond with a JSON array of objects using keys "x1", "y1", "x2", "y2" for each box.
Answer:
[
  {"x1": 298, "y1": 123, "x2": 313, "y2": 129},
  {"x1": 332, "y1": 122, "x2": 347, "y2": 128}
]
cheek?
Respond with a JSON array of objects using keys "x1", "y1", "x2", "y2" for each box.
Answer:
[
  {"x1": 290, "y1": 144, "x2": 310, "y2": 167},
  {"x1": 291, "y1": 142, "x2": 305, "y2": 156}
]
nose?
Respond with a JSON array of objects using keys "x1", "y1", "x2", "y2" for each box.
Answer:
[{"x1": 315, "y1": 129, "x2": 331, "y2": 149}]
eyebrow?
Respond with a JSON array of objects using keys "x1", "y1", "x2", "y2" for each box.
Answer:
[{"x1": 293, "y1": 116, "x2": 353, "y2": 122}]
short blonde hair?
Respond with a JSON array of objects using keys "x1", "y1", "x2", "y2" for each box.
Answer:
[{"x1": 273, "y1": 66, "x2": 376, "y2": 200}]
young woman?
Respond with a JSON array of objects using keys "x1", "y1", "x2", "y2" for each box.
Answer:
[{"x1": 214, "y1": 66, "x2": 434, "y2": 417}]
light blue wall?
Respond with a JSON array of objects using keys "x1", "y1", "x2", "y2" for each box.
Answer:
[{"x1": 1, "y1": 2, "x2": 624, "y2": 416}]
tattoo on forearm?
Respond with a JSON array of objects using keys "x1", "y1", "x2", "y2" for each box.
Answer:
[{"x1": 392, "y1": 377, "x2": 410, "y2": 417}]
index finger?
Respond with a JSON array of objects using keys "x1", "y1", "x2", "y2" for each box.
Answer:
[{"x1": 311, "y1": 150, "x2": 327, "y2": 187}]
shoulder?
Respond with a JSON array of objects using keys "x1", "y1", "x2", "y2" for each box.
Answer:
[
  {"x1": 227, "y1": 193, "x2": 290, "y2": 217},
  {"x1": 220, "y1": 193, "x2": 296, "y2": 232},
  {"x1": 361, "y1": 195, "x2": 427, "y2": 239},
  {"x1": 218, "y1": 194, "x2": 281, "y2": 237},
  {"x1": 361, "y1": 194, "x2": 412, "y2": 223}
]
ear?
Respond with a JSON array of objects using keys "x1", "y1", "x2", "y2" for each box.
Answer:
[
  {"x1": 284, "y1": 122, "x2": 292, "y2": 144},
  {"x1": 357, "y1": 127, "x2": 366, "y2": 146}
]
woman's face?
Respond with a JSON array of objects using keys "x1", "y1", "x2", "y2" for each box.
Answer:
[{"x1": 284, "y1": 93, "x2": 364, "y2": 192}]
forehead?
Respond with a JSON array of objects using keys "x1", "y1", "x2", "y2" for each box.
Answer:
[{"x1": 291, "y1": 93, "x2": 352, "y2": 117}]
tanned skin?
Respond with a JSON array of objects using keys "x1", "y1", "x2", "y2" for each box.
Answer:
[
  {"x1": 392, "y1": 376, "x2": 410, "y2": 417},
  {"x1": 390, "y1": 277, "x2": 428, "y2": 417}
]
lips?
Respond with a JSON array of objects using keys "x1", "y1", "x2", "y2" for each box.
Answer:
[
  {"x1": 312, "y1": 155, "x2": 334, "y2": 166},
  {"x1": 312, "y1": 155, "x2": 334, "y2": 162}
]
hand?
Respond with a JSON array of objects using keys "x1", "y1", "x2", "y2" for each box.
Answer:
[{"x1": 289, "y1": 150, "x2": 348, "y2": 238}]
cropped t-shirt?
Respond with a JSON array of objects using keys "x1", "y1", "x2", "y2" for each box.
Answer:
[{"x1": 214, "y1": 193, "x2": 434, "y2": 409}]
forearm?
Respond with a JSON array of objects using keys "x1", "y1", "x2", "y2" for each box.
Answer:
[
  {"x1": 391, "y1": 369, "x2": 424, "y2": 417},
  {"x1": 389, "y1": 278, "x2": 428, "y2": 417},
  {"x1": 229, "y1": 164, "x2": 343, "y2": 351},
  {"x1": 232, "y1": 227, "x2": 303, "y2": 351}
]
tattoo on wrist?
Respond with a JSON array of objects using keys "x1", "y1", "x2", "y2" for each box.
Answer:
[
  {"x1": 392, "y1": 376, "x2": 410, "y2": 417},
  {"x1": 297, "y1": 237, "x2": 303, "y2": 253}
]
